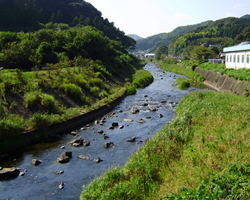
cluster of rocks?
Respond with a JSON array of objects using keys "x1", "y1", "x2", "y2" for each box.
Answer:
[
  {"x1": 68, "y1": 137, "x2": 90, "y2": 147},
  {"x1": 57, "y1": 151, "x2": 72, "y2": 163}
]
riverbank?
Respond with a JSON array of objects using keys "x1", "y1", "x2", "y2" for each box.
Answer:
[
  {"x1": 0, "y1": 62, "x2": 153, "y2": 156},
  {"x1": 80, "y1": 64, "x2": 250, "y2": 199}
]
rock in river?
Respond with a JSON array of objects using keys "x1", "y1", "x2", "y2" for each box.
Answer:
[
  {"x1": 0, "y1": 167, "x2": 20, "y2": 180},
  {"x1": 127, "y1": 136, "x2": 136, "y2": 142},
  {"x1": 57, "y1": 151, "x2": 72, "y2": 164},
  {"x1": 94, "y1": 157, "x2": 103, "y2": 163},
  {"x1": 78, "y1": 155, "x2": 90, "y2": 160},
  {"x1": 105, "y1": 142, "x2": 114, "y2": 148},
  {"x1": 124, "y1": 119, "x2": 133, "y2": 122},
  {"x1": 131, "y1": 107, "x2": 140, "y2": 114},
  {"x1": 138, "y1": 119, "x2": 146, "y2": 123},
  {"x1": 31, "y1": 159, "x2": 42, "y2": 166}
]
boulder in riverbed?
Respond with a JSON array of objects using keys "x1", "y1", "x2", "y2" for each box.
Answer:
[
  {"x1": 31, "y1": 159, "x2": 42, "y2": 166},
  {"x1": 127, "y1": 136, "x2": 136, "y2": 142},
  {"x1": 94, "y1": 157, "x2": 103, "y2": 163},
  {"x1": 131, "y1": 107, "x2": 140, "y2": 114},
  {"x1": 0, "y1": 167, "x2": 20, "y2": 180},
  {"x1": 105, "y1": 142, "x2": 114, "y2": 148},
  {"x1": 78, "y1": 155, "x2": 90, "y2": 160}
]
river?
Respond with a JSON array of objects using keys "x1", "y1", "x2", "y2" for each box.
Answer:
[{"x1": 0, "y1": 63, "x2": 206, "y2": 200}]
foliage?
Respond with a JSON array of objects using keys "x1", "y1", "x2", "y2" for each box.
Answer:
[
  {"x1": 176, "y1": 77, "x2": 190, "y2": 89},
  {"x1": 182, "y1": 60, "x2": 201, "y2": 71},
  {"x1": 159, "y1": 64, "x2": 204, "y2": 86},
  {"x1": 168, "y1": 17, "x2": 250, "y2": 56},
  {"x1": 81, "y1": 90, "x2": 250, "y2": 199},
  {"x1": 154, "y1": 44, "x2": 168, "y2": 60},
  {"x1": 136, "y1": 20, "x2": 212, "y2": 52},
  {"x1": 126, "y1": 85, "x2": 136, "y2": 95},
  {"x1": 190, "y1": 46, "x2": 216, "y2": 61},
  {"x1": 198, "y1": 62, "x2": 250, "y2": 81},
  {"x1": 161, "y1": 58, "x2": 177, "y2": 64},
  {"x1": 132, "y1": 69, "x2": 154, "y2": 88}
]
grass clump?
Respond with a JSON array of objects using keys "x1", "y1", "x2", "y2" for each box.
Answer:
[
  {"x1": 132, "y1": 69, "x2": 154, "y2": 88},
  {"x1": 176, "y1": 77, "x2": 190, "y2": 89},
  {"x1": 160, "y1": 63, "x2": 204, "y2": 86},
  {"x1": 126, "y1": 85, "x2": 136, "y2": 95},
  {"x1": 80, "y1": 90, "x2": 250, "y2": 200},
  {"x1": 60, "y1": 83, "x2": 83, "y2": 101}
]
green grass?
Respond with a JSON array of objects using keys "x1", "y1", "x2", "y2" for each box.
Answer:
[
  {"x1": 132, "y1": 69, "x2": 154, "y2": 88},
  {"x1": 176, "y1": 77, "x2": 190, "y2": 89},
  {"x1": 198, "y1": 62, "x2": 250, "y2": 81},
  {"x1": 159, "y1": 64, "x2": 204, "y2": 86},
  {"x1": 80, "y1": 90, "x2": 250, "y2": 200}
]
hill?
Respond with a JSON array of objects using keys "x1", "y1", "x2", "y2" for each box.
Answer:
[
  {"x1": 136, "y1": 20, "x2": 212, "y2": 52},
  {"x1": 168, "y1": 16, "x2": 250, "y2": 56},
  {"x1": 128, "y1": 34, "x2": 144, "y2": 41}
]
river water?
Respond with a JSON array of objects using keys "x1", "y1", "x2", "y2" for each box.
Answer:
[{"x1": 0, "y1": 63, "x2": 205, "y2": 200}]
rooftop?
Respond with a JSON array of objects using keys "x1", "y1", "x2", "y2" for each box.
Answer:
[{"x1": 223, "y1": 41, "x2": 250, "y2": 53}]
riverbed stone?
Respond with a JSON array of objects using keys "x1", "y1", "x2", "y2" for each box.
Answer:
[
  {"x1": 161, "y1": 100, "x2": 167, "y2": 103},
  {"x1": 124, "y1": 119, "x2": 133, "y2": 122},
  {"x1": 83, "y1": 140, "x2": 90, "y2": 147},
  {"x1": 131, "y1": 107, "x2": 140, "y2": 114},
  {"x1": 78, "y1": 155, "x2": 90, "y2": 160},
  {"x1": 0, "y1": 167, "x2": 20, "y2": 180},
  {"x1": 54, "y1": 170, "x2": 64, "y2": 175},
  {"x1": 68, "y1": 137, "x2": 83, "y2": 147},
  {"x1": 138, "y1": 119, "x2": 146, "y2": 123},
  {"x1": 158, "y1": 114, "x2": 164, "y2": 118},
  {"x1": 148, "y1": 107, "x2": 158, "y2": 112},
  {"x1": 94, "y1": 157, "x2": 103, "y2": 163},
  {"x1": 105, "y1": 142, "x2": 114, "y2": 148},
  {"x1": 57, "y1": 155, "x2": 70, "y2": 163},
  {"x1": 59, "y1": 182, "x2": 64, "y2": 189},
  {"x1": 119, "y1": 125, "x2": 124, "y2": 129},
  {"x1": 108, "y1": 126, "x2": 114, "y2": 130},
  {"x1": 112, "y1": 122, "x2": 119, "y2": 127},
  {"x1": 97, "y1": 130, "x2": 104, "y2": 134},
  {"x1": 102, "y1": 133, "x2": 109, "y2": 139},
  {"x1": 127, "y1": 136, "x2": 136, "y2": 142},
  {"x1": 141, "y1": 103, "x2": 148, "y2": 106},
  {"x1": 19, "y1": 172, "x2": 25, "y2": 176},
  {"x1": 146, "y1": 116, "x2": 151, "y2": 119},
  {"x1": 31, "y1": 159, "x2": 42, "y2": 166}
]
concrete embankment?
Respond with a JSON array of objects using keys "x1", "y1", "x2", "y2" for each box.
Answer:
[
  {"x1": 195, "y1": 68, "x2": 250, "y2": 96},
  {"x1": 1, "y1": 95, "x2": 125, "y2": 156}
]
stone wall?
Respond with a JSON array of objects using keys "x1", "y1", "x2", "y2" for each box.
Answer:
[{"x1": 195, "y1": 68, "x2": 250, "y2": 96}]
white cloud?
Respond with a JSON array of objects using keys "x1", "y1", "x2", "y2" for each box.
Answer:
[
  {"x1": 233, "y1": 3, "x2": 242, "y2": 8},
  {"x1": 173, "y1": 13, "x2": 192, "y2": 20}
]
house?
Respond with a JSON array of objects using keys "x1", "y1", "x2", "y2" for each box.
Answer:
[{"x1": 223, "y1": 41, "x2": 250, "y2": 69}]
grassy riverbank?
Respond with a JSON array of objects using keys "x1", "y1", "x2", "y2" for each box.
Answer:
[
  {"x1": 0, "y1": 58, "x2": 153, "y2": 155},
  {"x1": 80, "y1": 64, "x2": 250, "y2": 199}
]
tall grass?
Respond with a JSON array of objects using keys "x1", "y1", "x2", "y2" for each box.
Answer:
[
  {"x1": 80, "y1": 90, "x2": 250, "y2": 199},
  {"x1": 160, "y1": 64, "x2": 204, "y2": 86}
]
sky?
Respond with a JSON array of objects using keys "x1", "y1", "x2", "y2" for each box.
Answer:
[{"x1": 86, "y1": 0, "x2": 250, "y2": 38}]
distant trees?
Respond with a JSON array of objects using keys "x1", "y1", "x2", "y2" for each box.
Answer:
[
  {"x1": 154, "y1": 45, "x2": 168, "y2": 60},
  {"x1": 190, "y1": 46, "x2": 215, "y2": 61}
]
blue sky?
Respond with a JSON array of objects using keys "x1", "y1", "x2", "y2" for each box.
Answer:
[{"x1": 87, "y1": 0, "x2": 250, "y2": 38}]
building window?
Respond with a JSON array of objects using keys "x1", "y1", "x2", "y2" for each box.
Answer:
[
  {"x1": 242, "y1": 55, "x2": 245, "y2": 63},
  {"x1": 226, "y1": 55, "x2": 228, "y2": 62},
  {"x1": 233, "y1": 55, "x2": 235, "y2": 62},
  {"x1": 230, "y1": 55, "x2": 232, "y2": 62},
  {"x1": 247, "y1": 55, "x2": 250, "y2": 63},
  {"x1": 237, "y1": 55, "x2": 240, "y2": 63}
]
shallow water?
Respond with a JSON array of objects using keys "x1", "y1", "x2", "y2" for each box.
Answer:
[{"x1": 0, "y1": 63, "x2": 205, "y2": 200}]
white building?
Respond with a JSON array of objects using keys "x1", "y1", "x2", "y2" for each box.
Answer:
[{"x1": 223, "y1": 42, "x2": 250, "y2": 69}]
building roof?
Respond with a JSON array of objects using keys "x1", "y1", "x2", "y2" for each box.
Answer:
[{"x1": 223, "y1": 42, "x2": 250, "y2": 53}]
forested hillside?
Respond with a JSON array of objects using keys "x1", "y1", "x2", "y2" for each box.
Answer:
[
  {"x1": 136, "y1": 20, "x2": 212, "y2": 52},
  {"x1": 168, "y1": 17, "x2": 250, "y2": 56}
]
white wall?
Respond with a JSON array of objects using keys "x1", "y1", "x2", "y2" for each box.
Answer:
[{"x1": 225, "y1": 51, "x2": 250, "y2": 69}]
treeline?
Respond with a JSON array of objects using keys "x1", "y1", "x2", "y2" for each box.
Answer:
[
  {"x1": 0, "y1": 0, "x2": 135, "y2": 50},
  {"x1": 136, "y1": 20, "x2": 212, "y2": 52},
  {"x1": 168, "y1": 17, "x2": 250, "y2": 56}
]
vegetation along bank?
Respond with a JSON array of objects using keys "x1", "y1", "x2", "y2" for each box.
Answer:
[{"x1": 80, "y1": 62, "x2": 250, "y2": 199}]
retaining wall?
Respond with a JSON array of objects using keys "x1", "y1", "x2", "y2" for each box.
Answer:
[{"x1": 195, "y1": 68, "x2": 250, "y2": 96}]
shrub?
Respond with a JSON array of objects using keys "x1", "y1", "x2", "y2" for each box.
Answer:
[
  {"x1": 90, "y1": 86, "x2": 100, "y2": 97},
  {"x1": 24, "y1": 90, "x2": 42, "y2": 108},
  {"x1": 176, "y1": 77, "x2": 190, "y2": 89},
  {"x1": 28, "y1": 113, "x2": 51, "y2": 128},
  {"x1": 60, "y1": 83, "x2": 83, "y2": 100},
  {"x1": 41, "y1": 94, "x2": 59, "y2": 114},
  {"x1": 127, "y1": 85, "x2": 136, "y2": 95}
]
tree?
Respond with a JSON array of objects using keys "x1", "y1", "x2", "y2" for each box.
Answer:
[
  {"x1": 154, "y1": 44, "x2": 168, "y2": 60},
  {"x1": 190, "y1": 46, "x2": 215, "y2": 61}
]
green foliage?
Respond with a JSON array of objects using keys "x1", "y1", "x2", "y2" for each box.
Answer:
[
  {"x1": 160, "y1": 64, "x2": 204, "y2": 86},
  {"x1": 176, "y1": 77, "x2": 190, "y2": 89},
  {"x1": 168, "y1": 17, "x2": 250, "y2": 56},
  {"x1": 161, "y1": 58, "x2": 177, "y2": 64},
  {"x1": 154, "y1": 44, "x2": 168, "y2": 60},
  {"x1": 126, "y1": 85, "x2": 136, "y2": 95},
  {"x1": 60, "y1": 83, "x2": 83, "y2": 101},
  {"x1": 198, "y1": 62, "x2": 250, "y2": 81},
  {"x1": 190, "y1": 46, "x2": 216, "y2": 62},
  {"x1": 132, "y1": 69, "x2": 154, "y2": 88},
  {"x1": 29, "y1": 113, "x2": 51, "y2": 128},
  {"x1": 136, "y1": 20, "x2": 212, "y2": 52},
  {"x1": 182, "y1": 60, "x2": 200, "y2": 71}
]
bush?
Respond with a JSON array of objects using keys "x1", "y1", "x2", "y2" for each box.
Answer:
[
  {"x1": 176, "y1": 77, "x2": 190, "y2": 89},
  {"x1": 29, "y1": 113, "x2": 51, "y2": 128},
  {"x1": 90, "y1": 86, "x2": 100, "y2": 97},
  {"x1": 127, "y1": 85, "x2": 136, "y2": 95},
  {"x1": 41, "y1": 94, "x2": 59, "y2": 114},
  {"x1": 60, "y1": 83, "x2": 83, "y2": 100},
  {"x1": 24, "y1": 90, "x2": 42, "y2": 108}
]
